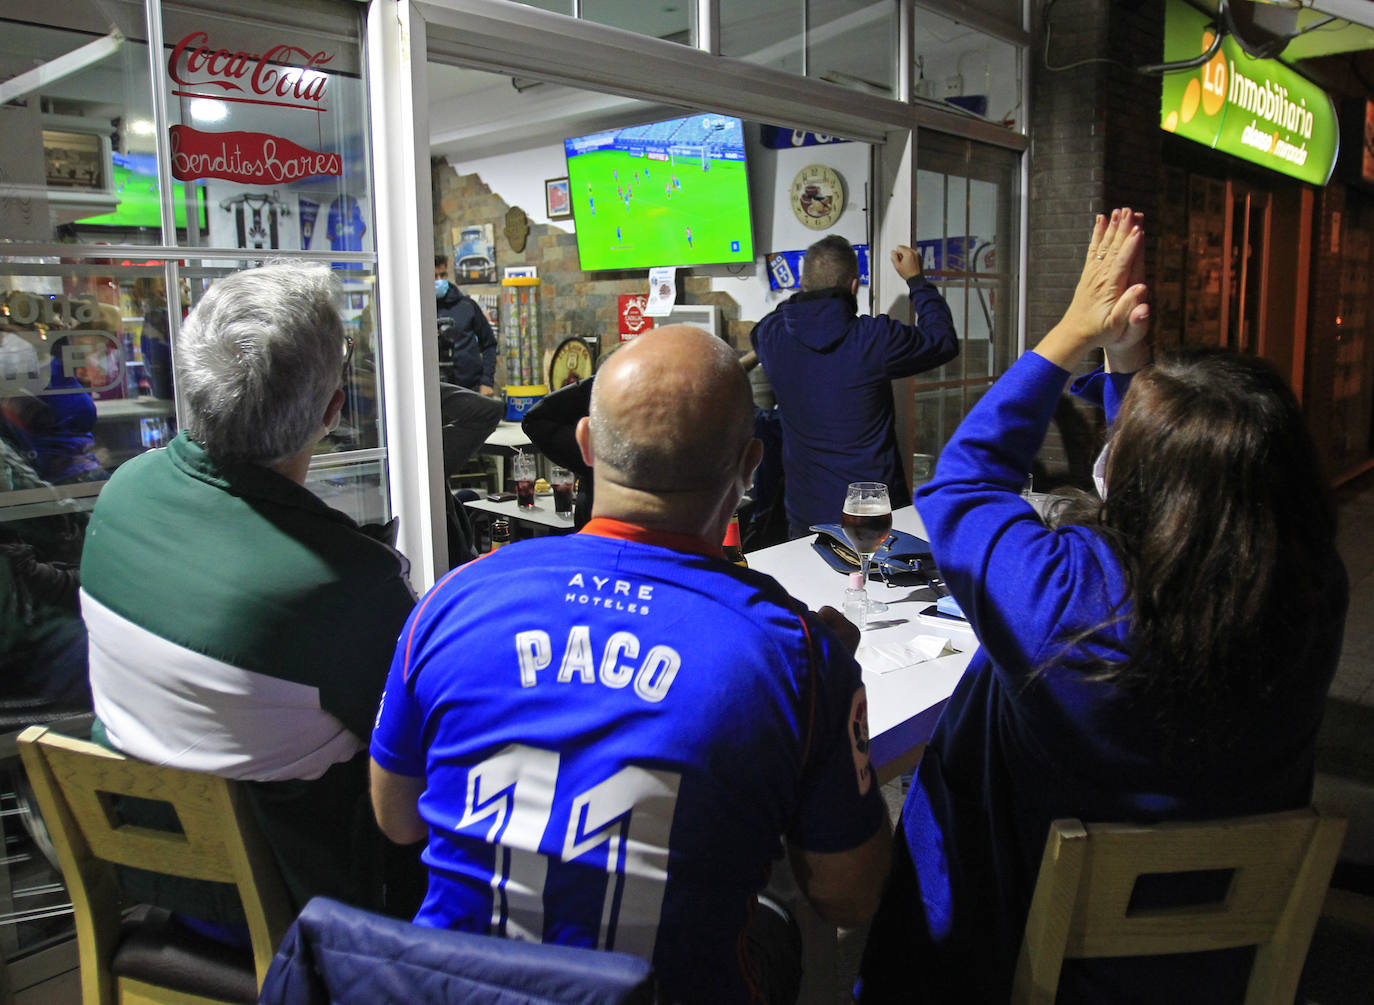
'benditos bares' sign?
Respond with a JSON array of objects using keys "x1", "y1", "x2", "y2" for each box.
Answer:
[
  {"x1": 1160, "y1": 0, "x2": 1338, "y2": 186},
  {"x1": 165, "y1": 30, "x2": 342, "y2": 183}
]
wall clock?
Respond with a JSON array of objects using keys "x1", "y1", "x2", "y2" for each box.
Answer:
[{"x1": 789, "y1": 163, "x2": 845, "y2": 230}]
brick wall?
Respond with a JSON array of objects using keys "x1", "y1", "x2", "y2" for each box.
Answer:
[
  {"x1": 1306, "y1": 181, "x2": 1345, "y2": 479},
  {"x1": 433, "y1": 161, "x2": 748, "y2": 389},
  {"x1": 1027, "y1": 0, "x2": 1164, "y2": 488}
]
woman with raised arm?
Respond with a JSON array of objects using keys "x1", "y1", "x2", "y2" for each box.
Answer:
[{"x1": 858, "y1": 209, "x2": 1347, "y2": 1003}]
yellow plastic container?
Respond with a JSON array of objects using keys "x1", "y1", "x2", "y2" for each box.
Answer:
[{"x1": 503, "y1": 384, "x2": 548, "y2": 421}]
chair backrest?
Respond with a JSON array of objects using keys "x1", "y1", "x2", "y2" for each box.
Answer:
[
  {"x1": 17, "y1": 725, "x2": 294, "y2": 1003},
  {"x1": 258, "y1": 895, "x2": 657, "y2": 1005},
  {"x1": 1012, "y1": 808, "x2": 1347, "y2": 1005}
]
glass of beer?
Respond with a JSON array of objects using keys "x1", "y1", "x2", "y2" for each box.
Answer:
[
  {"x1": 841, "y1": 481, "x2": 893, "y2": 615},
  {"x1": 514, "y1": 452, "x2": 536, "y2": 510},
  {"x1": 550, "y1": 465, "x2": 575, "y2": 519}
]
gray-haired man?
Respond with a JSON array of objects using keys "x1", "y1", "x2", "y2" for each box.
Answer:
[{"x1": 82, "y1": 261, "x2": 418, "y2": 925}]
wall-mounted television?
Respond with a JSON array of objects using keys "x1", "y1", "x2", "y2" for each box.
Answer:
[
  {"x1": 563, "y1": 113, "x2": 754, "y2": 271},
  {"x1": 75, "y1": 151, "x2": 208, "y2": 230}
]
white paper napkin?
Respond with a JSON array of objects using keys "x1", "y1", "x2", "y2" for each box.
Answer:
[{"x1": 858, "y1": 634, "x2": 959, "y2": 674}]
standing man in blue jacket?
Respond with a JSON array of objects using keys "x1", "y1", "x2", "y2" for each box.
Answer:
[
  {"x1": 434, "y1": 255, "x2": 498, "y2": 397},
  {"x1": 751, "y1": 236, "x2": 958, "y2": 536}
]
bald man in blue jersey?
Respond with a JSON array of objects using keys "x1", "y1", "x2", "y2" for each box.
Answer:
[{"x1": 370, "y1": 325, "x2": 890, "y2": 1004}]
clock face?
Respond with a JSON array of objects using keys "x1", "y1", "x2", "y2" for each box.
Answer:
[{"x1": 790, "y1": 164, "x2": 845, "y2": 230}]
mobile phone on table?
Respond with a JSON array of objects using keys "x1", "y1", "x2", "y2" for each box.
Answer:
[{"x1": 917, "y1": 605, "x2": 975, "y2": 632}]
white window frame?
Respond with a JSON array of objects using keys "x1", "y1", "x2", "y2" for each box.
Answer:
[{"x1": 365, "y1": 0, "x2": 1030, "y2": 589}]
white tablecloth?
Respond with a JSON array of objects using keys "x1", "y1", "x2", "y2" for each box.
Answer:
[{"x1": 747, "y1": 506, "x2": 973, "y2": 777}]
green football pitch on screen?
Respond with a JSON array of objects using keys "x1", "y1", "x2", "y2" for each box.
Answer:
[{"x1": 566, "y1": 149, "x2": 754, "y2": 271}]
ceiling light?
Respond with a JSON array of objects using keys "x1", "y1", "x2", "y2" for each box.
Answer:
[
  {"x1": 129, "y1": 119, "x2": 155, "y2": 136},
  {"x1": 189, "y1": 98, "x2": 227, "y2": 123}
]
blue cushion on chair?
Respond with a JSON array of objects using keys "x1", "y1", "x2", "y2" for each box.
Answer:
[{"x1": 257, "y1": 896, "x2": 657, "y2": 1005}]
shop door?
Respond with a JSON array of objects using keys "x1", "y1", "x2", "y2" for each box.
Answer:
[{"x1": 1224, "y1": 180, "x2": 1272, "y2": 356}]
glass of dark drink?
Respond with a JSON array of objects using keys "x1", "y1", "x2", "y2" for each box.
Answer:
[
  {"x1": 514, "y1": 452, "x2": 536, "y2": 510},
  {"x1": 841, "y1": 481, "x2": 893, "y2": 615},
  {"x1": 550, "y1": 465, "x2": 574, "y2": 519}
]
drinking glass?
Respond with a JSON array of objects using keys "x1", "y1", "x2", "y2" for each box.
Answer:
[
  {"x1": 550, "y1": 465, "x2": 575, "y2": 519},
  {"x1": 513, "y1": 453, "x2": 536, "y2": 510},
  {"x1": 842, "y1": 481, "x2": 893, "y2": 615}
]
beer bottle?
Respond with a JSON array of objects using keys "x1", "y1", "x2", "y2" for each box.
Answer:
[
  {"x1": 490, "y1": 518, "x2": 511, "y2": 552},
  {"x1": 722, "y1": 515, "x2": 747, "y2": 568}
]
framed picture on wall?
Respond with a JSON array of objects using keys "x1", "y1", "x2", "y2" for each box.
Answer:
[{"x1": 545, "y1": 177, "x2": 572, "y2": 220}]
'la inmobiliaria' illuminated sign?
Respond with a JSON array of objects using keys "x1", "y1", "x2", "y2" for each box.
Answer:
[{"x1": 1160, "y1": 0, "x2": 1338, "y2": 186}]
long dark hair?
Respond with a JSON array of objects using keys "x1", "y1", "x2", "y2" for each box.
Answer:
[{"x1": 1050, "y1": 349, "x2": 1337, "y2": 737}]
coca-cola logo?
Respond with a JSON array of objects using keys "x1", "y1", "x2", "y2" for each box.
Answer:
[{"x1": 167, "y1": 31, "x2": 333, "y2": 110}]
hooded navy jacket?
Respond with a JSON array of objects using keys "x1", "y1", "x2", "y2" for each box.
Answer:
[
  {"x1": 750, "y1": 277, "x2": 957, "y2": 528},
  {"x1": 435, "y1": 281, "x2": 497, "y2": 391}
]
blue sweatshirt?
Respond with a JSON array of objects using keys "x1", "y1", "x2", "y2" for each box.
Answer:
[{"x1": 860, "y1": 351, "x2": 1347, "y2": 1003}]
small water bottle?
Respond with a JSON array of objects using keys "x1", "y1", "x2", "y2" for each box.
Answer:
[{"x1": 843, "y1": 571, "x2": 867, "y2": 630}]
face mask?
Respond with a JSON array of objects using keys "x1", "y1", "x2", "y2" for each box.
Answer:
[
  {"x1": 1092, "y1": 441, "x2": 1110, "y2": 500},
  {"x1": 435, "y1": 280, "x2": 450, "y2": 297}
]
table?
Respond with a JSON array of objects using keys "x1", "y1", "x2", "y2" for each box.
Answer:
[
  {"x1": 464, "y1": 495, "x2": 575, "y2": 533},
  {"x1": 746, "y1": 506, "x2": 974, "y2": 784}
]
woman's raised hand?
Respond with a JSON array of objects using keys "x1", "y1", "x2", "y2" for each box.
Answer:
[{"x1": 1037, "y1": 208, "x2": 1150, "y2": 369}]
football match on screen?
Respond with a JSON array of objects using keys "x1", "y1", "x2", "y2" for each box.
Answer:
[{"x1": 564, "y1": 113, "x2": 755, "y2": 272}]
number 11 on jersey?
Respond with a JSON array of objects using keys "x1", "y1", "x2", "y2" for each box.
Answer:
[{"x1": 456, "y1": 743, "x2": 682, "y2": 957}]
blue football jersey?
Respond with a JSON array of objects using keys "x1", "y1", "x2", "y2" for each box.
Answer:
[
  {"x1": 371, "y1": 519, "x2": 883, "y2": 1003},
  {"x1": 326, "y1": 195, "x2": 366, "y2": 252}
]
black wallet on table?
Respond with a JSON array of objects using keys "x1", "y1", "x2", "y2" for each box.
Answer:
[{"x1": 807, "y1": 523, "x2": 934, "y2": 579}]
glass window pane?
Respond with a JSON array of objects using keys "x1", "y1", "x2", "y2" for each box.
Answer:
[
  {"x1": 934, "y1": 0, "x2": 1021, "y2": 30},
  {"x1": 721, "y1": 0, "x2": 803, "y2": 72},
  {"x1": 911, "y1": 382, "x2": 993, "y2": 457},
  {"x1": 304, "y1": 457, "x2": 389, "y2": 526},
  {"x1": 2, "y1": 257, "x2": 180, "y2": 491},
  {"x1": 0, "y1": 508, "x2": 90, "y2": 707},
  {"x1": 581, "y1": 0, "x2": 692, "y2": 44},
  {"x1": 160, "y1": 0, "x2": 373, "y2": 256},
  {"x1": 723, "y1": 0, "x2": 895, "y2": 92},
  {"x1": 914, "y1": 6, "x2": 1023, "y2": 131},
  {"x1": 912, "y1": 130, "x2": 1021, "y2": 460},
  {"x1": 0, "y1": 2, "x2": 167, "y2": 245},
  {"x1": 511, "y1": 0, "x2": 575, "y2": 13},
  {"x1": 807, "y1": 0, "x2": 895, "y2": 95}
]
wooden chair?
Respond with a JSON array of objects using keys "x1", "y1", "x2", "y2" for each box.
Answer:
[
  {"x1": 1011, "y1": 808, "x2": 1347, "y2": 1005},
  {"x1": 17, "y1": 726, "x2": 294, "y2": 1004}
]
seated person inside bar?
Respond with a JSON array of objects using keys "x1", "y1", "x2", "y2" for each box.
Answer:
[
  {"x1": 370, "y1": 324, "x2": 890, "y2": 1005},
  {"x1": 81, "y1": 262, "x2": 419, "y2": 927},
  {"x1": 858, "y1": 210, "x2": 1348, "y2": 1003}
]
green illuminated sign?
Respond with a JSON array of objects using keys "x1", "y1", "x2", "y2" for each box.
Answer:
[{"x1": 1161, "y1": 0, "x2": 1338, "y2": 185}]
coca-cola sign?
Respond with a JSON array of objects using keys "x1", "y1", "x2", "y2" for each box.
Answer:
[{"x1": 167, "y1": 30, "x2": 332, "y2": 110}]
